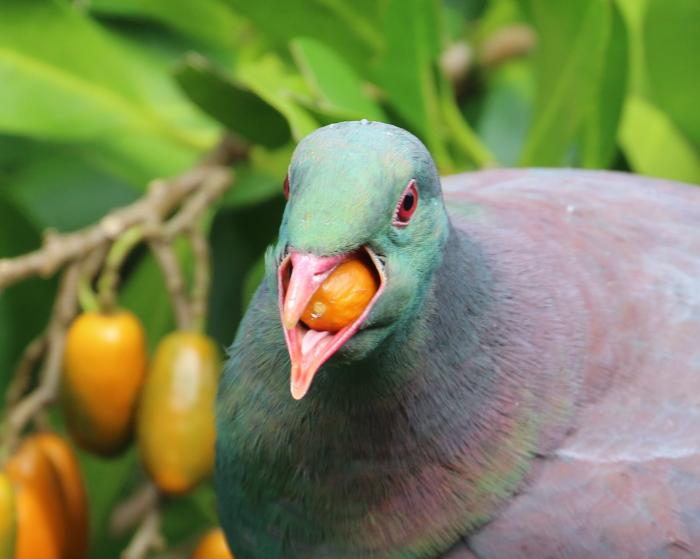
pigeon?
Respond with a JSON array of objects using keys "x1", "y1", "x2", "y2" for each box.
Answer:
[{"x1": 216, "y1": 121, "x2": 700, "y2": 558}]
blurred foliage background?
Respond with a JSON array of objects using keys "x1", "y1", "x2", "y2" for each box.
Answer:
[{"x1": 0, "y1": 0, "x2": 698, "y2": 557}]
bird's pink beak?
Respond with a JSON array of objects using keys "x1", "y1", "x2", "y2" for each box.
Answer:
[{"x1": 278, "y1": 247, "x2": 385, "y2": 400}]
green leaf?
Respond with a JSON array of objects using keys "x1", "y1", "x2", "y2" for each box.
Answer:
[
  {"x1": 208, "y1": 198, "x2": 284, "y2": 347},
  {"x1": 119, "y1": 251, "x2": 175, "y2": 350},
  {"x1": 0, "y1": 134, "x2": 36, "y2": 172},
  {"x1": 5, "y1": 146, "x2": 139, "y2": 232},
  {"x1": 0, "y1": 197, "x2": 57, "y2": 398},
  {"x1": 442, "y1": 0, "x2": 488, "y2": 41},
  {"x1": 518, "y1": 0, "x2": 610, "y2": 166},
  {"x1": 476, "y1": 61, "x2": 534, "y2": 167},
  {"x1": 620, "y1": 96, "x2": 700, "y2": 184},
  {"x1": 222, "y1": 144, "x2": 294, "y2": 209},
  {"x1": 160, "y1": 484, "x2": 214, "y2": 544},
  {"x1": 175, "y1": 54, "x2": 291, "y2": 148},
  {"x1": 223, "y1": 0, "x2": 385, "y2": 70},
  {"x1": 78, "y1": 448, "x2": 138, "y2": 558},
  {"x1": 644, "y1": 0, "x2": 700, "y2": 147},
  {"x1": 90, "y1": 0, "x2": 242, "y2": 49},
  {"x1": 291, "y1": 38, "x2": 386, "y2": 121},
  {"x1": 0, "y1": 1, "x2": 209, "y2": 178},
  {"x1": 236, "y1": 54, "x2": 320, "y2": 141},
  {"x1": 580, "y1": 2, "x2": 628, "y2": 168},
  {"x1": 615, "y1": 0, "x2": 650, "y2": 97},
  {"x1": 374, "y1": 0, "x2": 451, "y2": 169}
]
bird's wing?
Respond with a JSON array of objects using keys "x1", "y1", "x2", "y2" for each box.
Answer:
[{"x1": 442, "y1": 169, "x2": 700, "y2": 558}]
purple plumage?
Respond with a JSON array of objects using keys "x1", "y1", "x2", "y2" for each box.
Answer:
[
  {"x1": 216, "y1": 122, "x2": 700, "y2": 559},
  {"x1": 442, "y1": 169, "x2": 700, "y2": 558}
]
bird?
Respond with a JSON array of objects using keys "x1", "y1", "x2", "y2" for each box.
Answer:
[{"x1": 215, "y1": 120, "x2": 700, "y2": 559}]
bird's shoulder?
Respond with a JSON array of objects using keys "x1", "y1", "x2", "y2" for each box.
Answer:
[
  {"x1": 445, "y1": 169, "x2": 700, "y2": 558},
  {"x1": 468, "y1": 446, "x2": 700, "y2": 558}
]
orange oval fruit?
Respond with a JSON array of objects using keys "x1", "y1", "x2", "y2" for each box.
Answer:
[
  {"x1": 0, "y1": 473, "x2": 16, "y2": 559},
  {"x1": 5, "y1": 438, "x2": 67, "y2": 558},
  {"x1": 61, "y1": 310, "x2": 147, "y2": 456},
  {"x1": 301, "y1": 258, "x2": 379, "y2": 332},
  {"x1": 34, "y1": 433, "x2": 89, "y2": 559},
  {"x1": 13, "y1": 484, "x2": 61, "y2": 559},
  {"x1": 191, "y1": 528, "x2": 234, "y2": 559},
  {"x1": 137, "y1": 331, "x2": 220, "y2": 495}
]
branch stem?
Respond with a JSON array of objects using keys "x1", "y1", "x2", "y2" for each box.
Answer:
[{"x1": 97, "y1": 226, "x2": 145, "y2": 313}]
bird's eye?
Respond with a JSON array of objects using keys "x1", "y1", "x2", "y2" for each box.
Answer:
[
  {"x1": 283, "y1": 174, "x2": 290, "y2": 200},
  {"x1": 393, "y1": 180, "x2": 418, "y2": 226}
]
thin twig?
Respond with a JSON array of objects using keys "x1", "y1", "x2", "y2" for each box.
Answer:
[
  {"x1": 440, "y1": 41, "x2": 473, "y2": 85},
  {"x1": 148, "y1": 166, "x2": 231, "y2": 331},
  {"x1": 479, "y1": 24, "x2": 536, "y2": 69},
  {"x1": 161, "y1": 168, "x2": 232, "y2": 240},
  {"x1": 0, "y1": 135, "x2": 240, "y2": 469},
  {"x1": 5, "y1": 336, "x2": 48, "y2": 408},
  {"x1": 110, "y1": 482, "x2": 160, "y2": 536},
  {"x1": 97, "y1": 226, "x2": 145, "y2": 313},
  {"x1": 148, "y1": 238, "x2": 192, "y2": 330},
  {"x1": 3, "y1": 246, "x2": 107, "y2": 452},
  {"x1": 188, "y1": 220, "x2": 211, "y2": 333},
  {"x1": 121, "y1": 503, "x2": 164, "y2": 559},
  {"x1": 6, "y1": 261, "x2": 81, "y2": 441},
  {"x1": 0, "y1": 136, "x2": 242, "y2": 291}
]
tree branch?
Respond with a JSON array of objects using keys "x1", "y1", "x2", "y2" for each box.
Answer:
[
  {"x1": 110, "y1": 482, "x2": 160, "y2": 536},
  {"x1": 1, "y1": 136, "x2": 242, "y2": 453},
  {"x1": 188, "y1": 221, "x2": 211, "y2": 333},
  {"x1": 5, "y1": 335, "x2": 48, "y2": 408},
  {"x1": 121, "y1": 502, "x2": 164, "y2": 559},
  {"x1": 0, "y1": 137, "x2": 241, "y2": 291},
  {"x1": 6, "y1": 259, "x2": 82, "y2": 443},
  {"x1": 148, "y1": 237, "x2": 192, "y2": 330}
]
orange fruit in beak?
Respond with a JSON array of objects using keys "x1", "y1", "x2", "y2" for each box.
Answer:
[
  {"x1": 191, "y1": 528, "x2": 234, "y2": 559},
  {"x1": 300, "y1": 258, "x2": 379, "y2": 332}
]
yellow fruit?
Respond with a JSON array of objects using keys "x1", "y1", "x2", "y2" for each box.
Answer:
[
  {"x1": 191, "y1": 528, "x2": 234, "y2": 559},
  {"x1": 34, "y1": 433, "x2": 89, "y2": 559},
  {"x1": 137, "y1": 332, "x2": 220, "y2": 495},
  {"x1": 301, "y1": 258, "x2": 379, "y2": 332},
  {"x1": 0, "y1": 473, "x2": 16, "y2": 559},
  {"x1": 5, "y1": 438, "x2": 67, "y2": 558},
  {"x1": 61, "y1": 310, "x2": 147, "y2": 456}
]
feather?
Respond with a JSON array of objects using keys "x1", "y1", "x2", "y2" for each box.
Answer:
[{"x1": 216, "y1": 123, "x2": 700, "y2": 559}]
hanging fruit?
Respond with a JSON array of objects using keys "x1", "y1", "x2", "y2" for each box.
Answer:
[
  {"x1": 61, "y1": 310, "x2": 148, "y2": 456},
  {"x1": 34, "y1": 433, "x2": 89, "y2": 559},
  {"x1": 0, "y1": 473, "x2": 16, "y2": 559},
  {"x1": 5, "y1": 437, "x2": 67, "y2": 559},
  {"x1": 137, "y1": 331, "x2": 220, "y2": 495}
]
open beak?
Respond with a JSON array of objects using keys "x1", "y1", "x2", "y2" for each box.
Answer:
[{"x1": 278, "y1": 246, "x2": 386, "y2": 400}]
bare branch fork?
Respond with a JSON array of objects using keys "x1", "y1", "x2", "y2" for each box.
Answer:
[{"x1": 0, "y1": 161, "x2": 233, "y2": 291}]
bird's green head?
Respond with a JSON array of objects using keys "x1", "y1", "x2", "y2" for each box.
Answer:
[{"x1": 273, "y1": 121, "x2": 449, "y2": 399}]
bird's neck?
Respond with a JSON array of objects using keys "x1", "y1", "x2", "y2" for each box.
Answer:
[
  {"x1": 224, "y1": 222, "x2": 581, "y2": 557},
  {"x1": 304, "y1": 221, "x2": 580, "y2": 535}
]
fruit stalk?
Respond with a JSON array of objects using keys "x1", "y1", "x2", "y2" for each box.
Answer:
[
  {"x1": 188, "y1": 216, "x2": 212, "y2": 333},
  {"x1": 5, "y1": 262, "x2": 83, "y2": 454},
  {"x1": 96, "y1": 226, "x2": 145, "y2": 313},
  {"x1": 121, "y1": 499, "x2": 164, "y2": 559}
]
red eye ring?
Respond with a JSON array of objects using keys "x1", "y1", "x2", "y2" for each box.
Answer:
[
  {"x1": 393, "y1": 179, "x2": 418, "y2": 226},
  {"x1": 283, "y1": 174, "x2": 290, "y2": 200}
]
